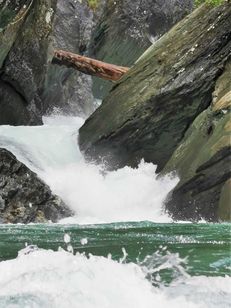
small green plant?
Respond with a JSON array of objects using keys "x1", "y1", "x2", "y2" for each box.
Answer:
[
  {"x1": 195, "y1": 0, "x2": 225, "y2": 6},
  {"x1": 87, "y1": 0, "x2": 100, "y2": 10}
]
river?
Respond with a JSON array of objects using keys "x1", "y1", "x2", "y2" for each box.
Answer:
[{"x1": 0, "y1": 115, "x2": 230, "y2": 308}]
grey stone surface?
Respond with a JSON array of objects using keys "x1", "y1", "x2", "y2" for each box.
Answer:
[
  {"x1": 90, "y1": 0, "x2": 193, "y2": 98},
  {"x1": 0, "y1": 0, "x2": 57, "y2": 125},
  {"x1": 79, "y1": 3, "x2": 231, "y2": 222},
  {"x1": 43, "y1": 0, "x2": 103, "y2": 118},
  {"x1": 79, "y1": 3, "x2": 231, "y2": 173},
  {"x1": 0, "y1": 148, "x2": 72, "y2": 224},
  {"x1": 163, "y1": 59, "x2": 231, "y2": 222}
]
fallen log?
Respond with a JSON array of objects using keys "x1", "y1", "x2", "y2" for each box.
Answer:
[{"x1": 52, "y1": 49, "x2": 130, "y2": 82}]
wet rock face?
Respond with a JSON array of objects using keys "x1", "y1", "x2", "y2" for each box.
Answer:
[
  {"x1": 0, "y1": 0, "x2": 101, "y2": 123},
  {"x1": 0, "y1": 0, "x2": 192, "y2": 122},
  {"x1": 90, "y1": 0, "x2": 193, "y2": 98},
  {"x1": 0, "y1": 148, "x2": 72, "y2": 224},
  {"x1": 79, "y1": 2, "x2": 231, "y2": 222},
  {"x1": 163, "y1": 59, "x2": 231, "y2": 222},
  {"x1": 79, "y1": 3, "x2": 231, "y2": 174},
  {"x1": 43, "y1": 0, "x2": 103, "y2": 118},
  {"x1": 165, "y1": 146, "x2": 231, "y2": 221},
  {"x1": 0, "y1": 0, "x2": 57, "y2": 125},
  {"x1": 0, "y1": 0, "x2": 30, "y2": 67},
  {"x1": 0, "y1": 80, "x2": 35, "y2": 125}
]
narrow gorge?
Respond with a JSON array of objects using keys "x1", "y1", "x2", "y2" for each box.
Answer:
[{"x1": 0, "y1": 1, "x2": 230, "y2": 307}]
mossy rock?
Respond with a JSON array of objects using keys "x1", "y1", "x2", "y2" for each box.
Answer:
[
  {"x1": 90, "y1": 0, "x2": 193, "y2": 98},
  {"x1": 163, "y1": 59, "x2": 231, "y2": 221},
  {"x1": 79, "y1": 3, "x2": 231, "y2": 173},
  {"x1": 79, "y1": 2, "x2": 231, "y2": 222}
]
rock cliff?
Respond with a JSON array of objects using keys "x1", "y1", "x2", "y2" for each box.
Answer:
[
  {"x1": 79, "y1": 2, "x2": 231, "y2": 221},
  {"x1": 43, "y1": 0, "x2": 104, "y2": 118},
  {"x1": 163, "y1": 59, "x2": 231, "y2": 221},
  {"x1": 90, "y1": 0, "x2": 193, "y2": 98},
  {"x1": 0, "y1": 0, "x2": 57, "y2": 125}
]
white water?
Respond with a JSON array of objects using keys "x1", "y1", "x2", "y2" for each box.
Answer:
[
  {"x1": 0, "y1": 247, "x2": 230, "y2": 308},
  {"x1": 0, "y1": 115, "x2": 178, "y2": 224},
  {"x1": 0, "y1": 116, "x2": 230, "y2": 308}
]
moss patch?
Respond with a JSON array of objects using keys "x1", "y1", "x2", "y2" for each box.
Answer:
[
  {"x1": 195, "y1": 0, "x2": 226, "y2": 6},
  {"x1": 87, "y1": 0, "x2": 100, "y2": 10}
]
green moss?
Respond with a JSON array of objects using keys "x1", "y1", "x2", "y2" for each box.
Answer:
[
  {"x1": 0, "y1": 8, "x2": 17, "y2": 29},
  {"x1": 195, "y1": 0, "x2": 225, "y2": 6},
  {"x1": 87, "y1": 0, "x2": 100, "y2": 10}
]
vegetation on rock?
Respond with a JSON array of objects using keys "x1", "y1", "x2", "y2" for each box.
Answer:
[
  {"x1": 163, "y1": 58, "x2": 231, "y2": 221},
  {"x1": 195, "y1": 0, "x2": 225, "y2": 6},
  {"x1": 87, "y1": 0, "x2": 100, "y2": 10}
]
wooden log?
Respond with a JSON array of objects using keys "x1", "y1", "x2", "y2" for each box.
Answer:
[{"x1": 52, "y1": 49, "x2": 130, "y2": 82}]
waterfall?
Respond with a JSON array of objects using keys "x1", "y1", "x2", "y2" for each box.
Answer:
[{"x1": 0, "y1": 115, "x2": 178, "y2": 224}]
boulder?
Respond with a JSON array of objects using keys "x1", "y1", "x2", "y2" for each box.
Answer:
[
  {"x1": 0, "y1": 0, "x2": 57, "y2": 125},
  {"x1": 79, "y1": 3, "x2": 231, "y2": 174},
  {"x1": 163, "y1": 59, "x2": 231, "y2": 221},
  {"x1": 90, "y1": 0, "x2": 193, "y2": 98},
  {"x1": 0, "y1": 148, "x2": 72, "y2": 223}
]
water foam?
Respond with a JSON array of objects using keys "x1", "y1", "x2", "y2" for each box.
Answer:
[
  {"x1": 0, "y1": 247, "x2": 229, "y2": 308},
  {"x1": 0, "y1": 115, "x2": 178, "y2": 224},
  {"x1": 44, "y1": 160, "x2": 177, "y2": 224}
]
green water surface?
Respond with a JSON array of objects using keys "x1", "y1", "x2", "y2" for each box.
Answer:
[{"x1": 0, "y1": 222, "x2": 230, "y2": 279}]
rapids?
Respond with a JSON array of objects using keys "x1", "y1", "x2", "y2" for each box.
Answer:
[
  {"x1": 0, "y1": 115, "x2": 178, "y2": 224},
  {"x1": 0, "y1": 115, "x2": 230, "y2": 308}
]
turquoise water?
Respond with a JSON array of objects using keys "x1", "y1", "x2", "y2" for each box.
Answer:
[
  {"x1": 0, "y1": 222, "x2": 230, "y2": 307},
  {"x1": 0, "y1": 222, "x2": 230, "y2": 278}
]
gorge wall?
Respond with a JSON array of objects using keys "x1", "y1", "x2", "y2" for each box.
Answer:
[
  {"x1": 0, "y1": 0, "x2": 193, "y2": 125},
  {"x1": 90, "y1": 0, "x2": 193, "y2": 99},
  {"x1": 79, "y1": 2, "x2": 231, "y2": 221},
  {"x1": 1, "y1": 0, "x2": 228, "y2": 222}
]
